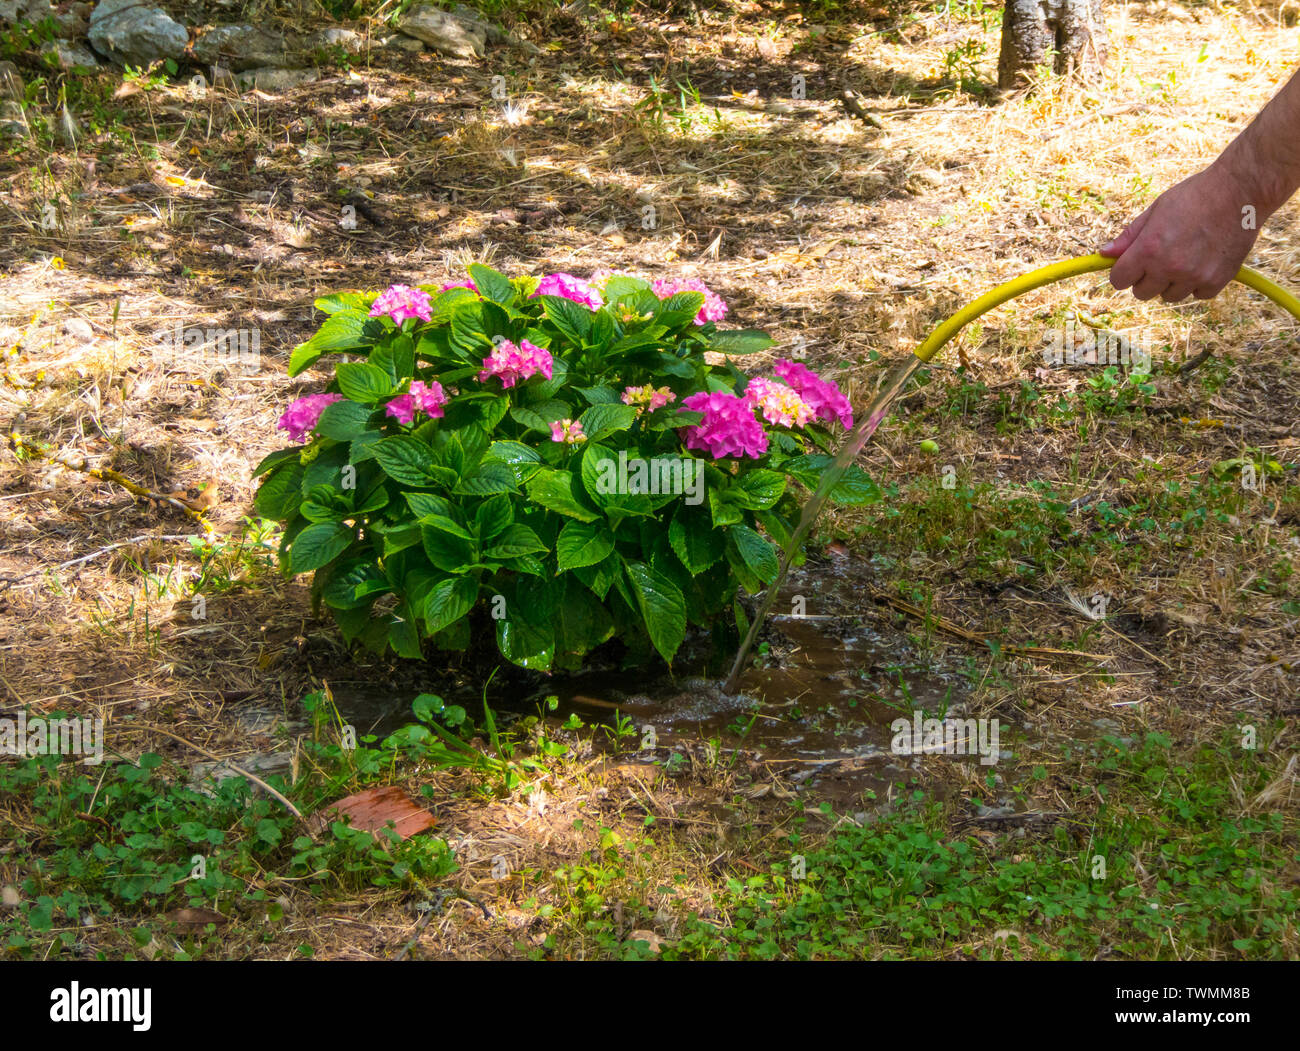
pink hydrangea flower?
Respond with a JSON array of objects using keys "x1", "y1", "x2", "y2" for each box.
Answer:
[
  {"x1": 773, "y1": 359, "x2": 854, "y2": 429},
  {"x1": 277, "y1": 393, "x2": 342, "y2": 444},
  {"x1": 369, "y1": 284, "x2": 434, "y2": 324},
  {"x1": 477, "y1": 339, "x2": 553, "y2": 389},
  {"x1": 532, "y1": 273, "x2": 603, "y2": 310},
  {"x1": 549, "y1": 418, "x2": 587, "y2": 444},
  {"x1": 745, "y1": 376, "x2": 815, "y2": 429},
  {"x1": 439, "y1": 280, "x2": 477, "y2": 293},
  {"x1": 385, "y1": 380, "x2": 447, "y2": 426},
  {"x1": 679, "y1": 391, "x2": 768, "y2": 460},
  {"x1": 651, "y1": 277, "x2": 728, "y2": 325},
  {"x1": 621, "y1": 384, "x2": 676, "y2": 415}
]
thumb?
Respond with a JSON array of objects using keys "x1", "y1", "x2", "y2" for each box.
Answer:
[{"x1": 1099, "y1": 207, "x2": 1151, "y2": 257}]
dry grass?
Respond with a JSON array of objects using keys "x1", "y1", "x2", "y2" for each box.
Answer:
[{"x1": 0, "y1": 0, "x2": 1296, "y2": 957}]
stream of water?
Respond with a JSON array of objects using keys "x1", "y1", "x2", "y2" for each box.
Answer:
[{"x1": 723, "y1": 353, "x2": 927, "y2": 693}]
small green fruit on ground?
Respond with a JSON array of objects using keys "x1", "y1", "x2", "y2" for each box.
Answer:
[{"x1": 919, "y1": 439, "x2": 939, "y2": 455}]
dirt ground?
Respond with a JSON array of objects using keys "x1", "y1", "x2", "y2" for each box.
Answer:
[{"x1": 0, "y1": 1, "x2": 1297, "y2": 958}]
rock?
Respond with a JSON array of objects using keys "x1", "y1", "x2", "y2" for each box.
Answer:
[
  {"x1": 88, "y1": 0, "x2": 187, "y2": 68},
  {"x1": 40, "y1": 39, "x2": 99, "y2": 70},
  {"x1": 383, "y1": 34, "x2": 425, "y2": 52},
  {"x1": 398, "y1": 4, "x2": 486, "y2": 59},
  {"x1": 0, "y1": 60, "x2": 25, "y2": 137},
  {"x1": 307, "y1": 27, "x2": 366, "y2": 54},
  {"x1": 450, "y1": 3, "x2": 541, "y2": 53},
  {"x1": 235, "y1": 67, "x2": 320, "y2": 93},
  {"x1": 449, "y1": 3, "x2": 507, "y2": 44},
  {"x1": 0, "y1": 2, "x2": 19, "y2": 26},
  {"x1": 0, "y1": 101, "x2": 26, "y2": 137},
  {"x1": 194, "y1": 25, "x2": 289, "y2": 72},
  {"x1": 0, "y1": 59, "x2": 23, "y2": 100},
  {"x1": 23, "y1": 1, "x2": 91, "y2": 35}
]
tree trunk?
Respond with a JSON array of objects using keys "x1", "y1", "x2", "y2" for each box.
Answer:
[{"x1": 999, "y1": 0, "x2": 1108, "y2": 89}]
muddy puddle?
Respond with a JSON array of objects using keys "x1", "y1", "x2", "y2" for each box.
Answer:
[{"x1": 320, "y1": 560, "x2": 1020, "y2": 804}]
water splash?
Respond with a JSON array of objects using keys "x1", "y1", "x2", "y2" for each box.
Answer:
[{"x1": 722, "y1": 353, "x2": 927, "y2": 694}]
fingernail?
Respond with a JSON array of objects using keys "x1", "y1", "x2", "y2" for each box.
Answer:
[{"x1": 1099, "y1": 241, "x2": 1115, "y2": 254}]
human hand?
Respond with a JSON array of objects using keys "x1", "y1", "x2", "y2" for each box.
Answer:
[{"x1": 1099, "y1": 163, "x2": 1260, "y2": 302}]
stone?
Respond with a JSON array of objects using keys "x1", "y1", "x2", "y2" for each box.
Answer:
[
  {"x1": 383, "y1": 34, "x2": 425, "y2": 52},
  {"x1": 235, "y1": 67, "x2": 320, "y2": 93},
  {"x1": 40, "y1": 39, "x2": 99, "y2": 70},
  {"x1": 88, "y1": 0, "x2": 187, "y2": 68},
  {"x1": 449, "y1": 3, "x2": 507, "y2": 43},
  {"x1": 398, "y1": 4, "x2": 486, "y2": 59},
  {"x1": 23, "y1": 1, "x2": 91, "y2": 35},
  {"x1": 194, "y1": 25, "x2": 289, "y2": 73},
  {"x1": 0, "y1": 60, "x2": 25, "y2": 137},
  {"x1": 0, "y1": 59, "x2": 23, "y2": 100},
  {"x1": 307, "y1": 27, "x2": 365, "y2": 54},
  {"x1": 0, "y1": 100, "x2": 26, "y2": 138}
]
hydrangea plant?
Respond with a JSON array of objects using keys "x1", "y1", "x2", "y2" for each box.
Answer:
[{"x1": 255, "y1": 265, "x2": 878, "y2": 671}]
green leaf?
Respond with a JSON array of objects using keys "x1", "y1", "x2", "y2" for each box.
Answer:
[
  {"x1": 573, "y1": 554, "x2": 619, "y2": 599},
  {"x1": 254, "y1": 463, "x2": 305, "y2": 520},
  {"x1": 314, "y1": 399, "x2": 374, "y2": 441},
  {"x1": 577, "y1": 402, "x2": 637, "y2": 443},
  {"x1": 540, "y1": 294, "x2": 593, "y2": 344},
  {"x1": 314, "y1": 291, "x2": 375, "y2": 315},
  {"x1": 575, "y1": 385, "x2": 621, "y2": 405},
  {"x1": 526, "y1": 469, "x2": 600, "y2": 522},
  {"x1": 420, "y1": 514, "x2": 474, "y2": 541},
  {"x1": 728, "y1": 524, "x2": 779, "y2": 585},
  {"x1": 668, "y1": 503, "x2": 725, "y2": 575},
  {"x1": 288, "y1": 308, "x2": 372, "y2": 376},
  {"x1": 467, "y1": 263, "x2": 515, "y2": 306},
  {"x1": 289, "y1": 522, "x2": 352, "y2": 574},
  {"x1": 579, "y1": 444, "x2": 653, "y2": 526},
  {"x1": 710, "y1": 329, "x2": 775, "y2": 355},
  {"x1": 253, "y1": 447, "x2": 300, "y2": 479},
  {"x1": 555, "y1": 576, "x2": 614, "y2": 657},
  {"x1": 335, "y1": 361, "x2": 395, "y2": 403},
  {"x1": 782, "y1": 455, "x2": 881, "y2": 505},
  {"x1": 322, "y1": 561, "x2": 389, "y2": 609},
  {"x1": 288, "y1": 341, "x2": 324, "y2": 377},
  {"x1": 406, "y1": 492, "x2": 455, "y2": 519},
  {"x1": 453, "y1": 461, "x2": 519, "y2": 496},
  {"x1": 372, "y1": 435, "x2": 437, "y2": 486},
  {"x1": 484, "y1": 523, "x2": 548, "y2": 558},
  {"x1": 389, "y1": 604, "x2": 423, "y2": 659},
  {"x1": 623, "y1": 560, "x2": 687, "y2": 664},
  {"x1": 731, "y1": 469, "x2": 787, "y2": 510},
  {"x1": 556, "y1": 520, "x2": 614, "y2": 571},
  {"x1": 421, "y1": 523, "x2": 476, "y2": 573},
  {"x1": 484, "y1": 440, "x2": 543, "y2": 485},
  {"x1": 422, "y1": 575, "x2": 479, "y2": 634},
  {"x1": 474, "y1": 494, "x2": 514, "y2": 540},
  {"x1": 495, "y1": 577, "x2": 555, "y2": 670},
  {"x1": 509, "y1": 406, "x2": 554, "y2": 435},
  {"x1": 707, "y1": 487, "x2": 744, "y2": 528}
]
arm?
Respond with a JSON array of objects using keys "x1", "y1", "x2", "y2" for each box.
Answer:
[{"x1": 1101, "y1": 68, "x2": 1300, "y2": 301}]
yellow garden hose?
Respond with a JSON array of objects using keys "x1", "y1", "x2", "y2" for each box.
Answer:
[
  {"x1": 911, "y1": 252, "x2": 1300, "y2": 363},
  {"x1": 724, "y1": 251, "x2": 1300, "y2": 692}
]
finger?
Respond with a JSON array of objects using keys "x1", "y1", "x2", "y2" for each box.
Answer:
[
  {"x1": 1131, "y1": 276, "x2": 1171, "y2": 302},
  {"x1": 1100, "y1": 207, "x2": 1152, "y2": 258},
  {"x1": 1109, "y1": 252, "x2": 1144, "y2": 291},
  {"x1": 1161, "y1": 283, "x2": 1195, "y2": 303}
]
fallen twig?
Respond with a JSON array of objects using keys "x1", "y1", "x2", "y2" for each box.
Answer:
[
  {"x1": 6, "y1": 431, "x2": 215, "y2": 528},
  {"x1": 142, "y1": 723, "x2": 304, "y2": 820},
  {"x1": 0, "y1": 533, "x2": 203, "y2": 587}
]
